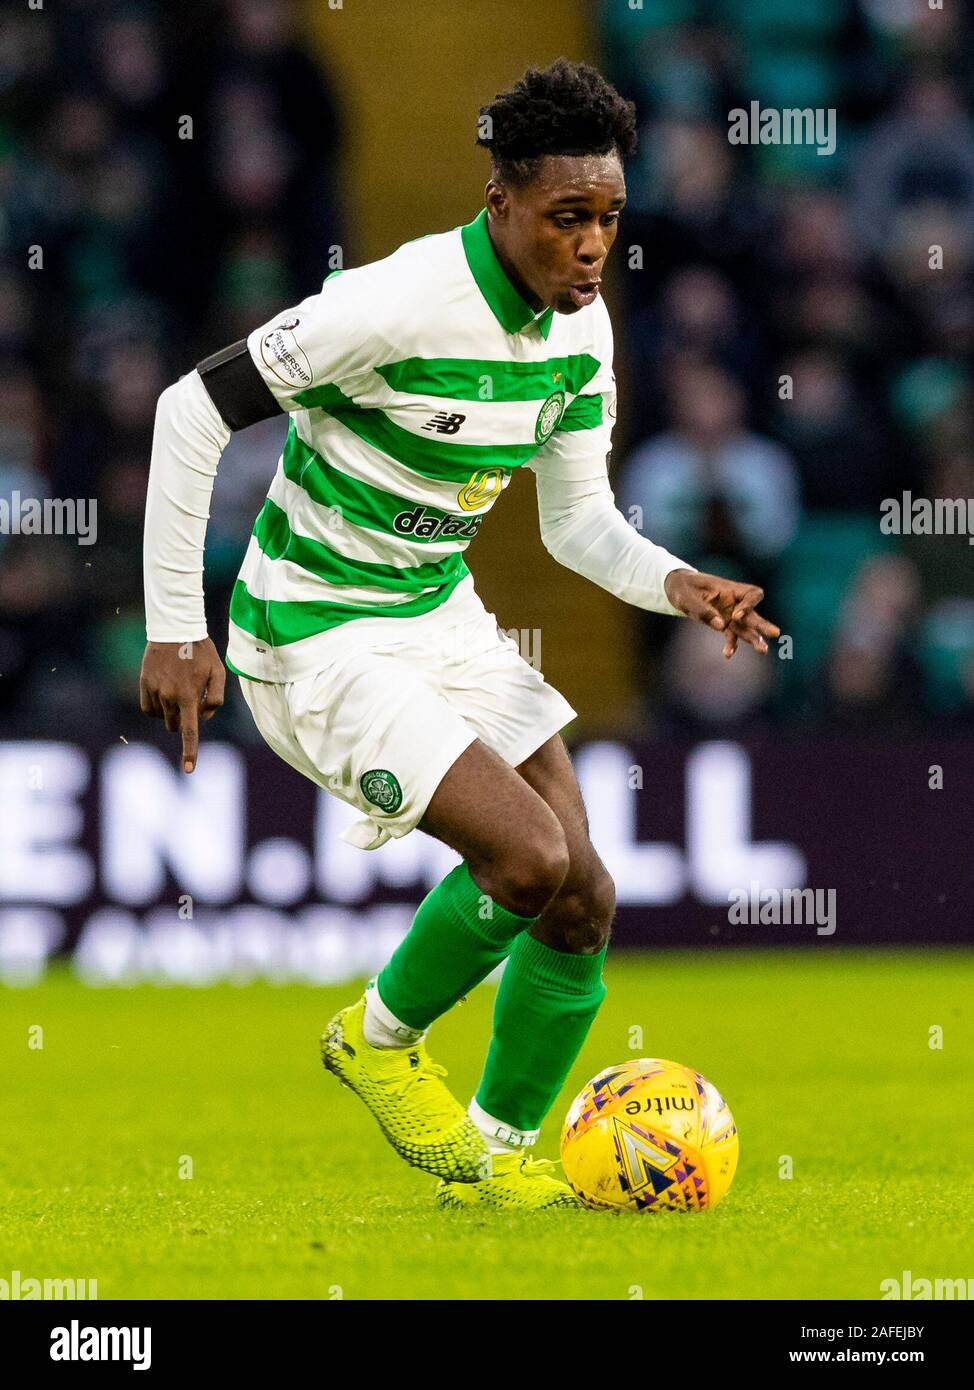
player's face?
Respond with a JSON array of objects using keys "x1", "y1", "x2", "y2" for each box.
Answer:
[{"x1": 486, "y1": 153, "x2": 627, "y2": 315}]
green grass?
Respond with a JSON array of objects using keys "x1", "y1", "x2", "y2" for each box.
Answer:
[{"x1": 2, "y1": 950, "x2": 972, "y2": 1300}]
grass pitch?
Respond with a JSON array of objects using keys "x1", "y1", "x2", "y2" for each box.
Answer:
[{"x1": 2, "y1": 949, "x2": 972, "y2": 1301}]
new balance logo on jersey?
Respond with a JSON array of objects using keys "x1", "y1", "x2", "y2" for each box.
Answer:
[{"x1": 421, "y1": 412, "x2": 466, "y2": 434}]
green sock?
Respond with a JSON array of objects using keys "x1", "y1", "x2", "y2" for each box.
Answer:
[
  {"x1": 475, "y1": 934, "x2": 607, "y2": 1138},
  {"x1": 376, "y1": 862, "x2": 536, "y2": 1031}
]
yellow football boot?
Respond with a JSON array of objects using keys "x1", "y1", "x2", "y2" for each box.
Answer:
[
  {"x1": 436, "y1": 1152, "x2": 582, "y2": 1210},
  {"x1": 320, "y1": 996, "x2": 490, "y2": 1182}
]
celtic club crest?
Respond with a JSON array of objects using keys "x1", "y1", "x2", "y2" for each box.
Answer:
[{"x1": 359, "y1": 769, "x2": 403, "y2": 814}]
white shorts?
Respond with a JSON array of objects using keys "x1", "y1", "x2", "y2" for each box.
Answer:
[{"x1": 237, "y1": 573, "x2": 577, "y2": 850}]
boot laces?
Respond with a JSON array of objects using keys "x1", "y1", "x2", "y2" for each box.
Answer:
[
  {"x1": 519, "y1": 1155, "x2": 558, "y2": 1179},
  {"x1": 382, "y1": 1055, "x2": 453, "y2": 1114}
]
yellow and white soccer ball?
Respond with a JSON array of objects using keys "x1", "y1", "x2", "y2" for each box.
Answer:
[{"x1": 560, "y1": 1058, "x2": 739, "y2": 1212}]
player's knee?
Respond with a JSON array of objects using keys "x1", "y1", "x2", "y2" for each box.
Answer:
[
  {"x1": 494, "y1": 814, "x2": 570, "y2": 918},
  {"x1": 542, "y1": 863, "x2": 616, "y2": 954},
  {"x1": 590, "y1": 865, "x2": 617, "y2": 939}
]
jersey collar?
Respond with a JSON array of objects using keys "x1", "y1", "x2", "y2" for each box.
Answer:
[{"x1": 461, "y1": 209, "x2": 555, "y2": 340}]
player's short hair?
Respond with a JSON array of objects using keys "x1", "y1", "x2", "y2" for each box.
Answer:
[{"x1": 477, "y1": 58, "x2": 637, "y2": 186}]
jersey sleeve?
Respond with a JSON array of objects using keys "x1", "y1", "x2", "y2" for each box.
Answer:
[
  {"x1": 529, "y1": 303, "x2": 693, "y2": 617},
  {"x1": 244, "y1": 268, "x2": 392, "y2": 411},
  {"x1": 527, "y1": 303, "x2": 616, "y2": 483}
]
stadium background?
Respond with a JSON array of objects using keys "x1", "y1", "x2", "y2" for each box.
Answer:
[
  {"x1": 2, "y1": 0, "x2": 972, "y2": 978},
  {"x1": 2, "y1": 0, "x2": 973, "y2": 1306}
]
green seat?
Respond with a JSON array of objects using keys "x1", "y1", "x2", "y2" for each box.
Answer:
[
  {"x1": 774, "y1": 514, "x2": 897, "y2": 682},
  {"x1": 721, "y1": 0, "x2": 846, "y2": 42},
  {"x1": 919, "y1": 601, "x2": 974, "y2": 712}
]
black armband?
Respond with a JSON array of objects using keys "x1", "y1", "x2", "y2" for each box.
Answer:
[{"x1": 196, "y1": 340, "x2": 283, "y2": 431}]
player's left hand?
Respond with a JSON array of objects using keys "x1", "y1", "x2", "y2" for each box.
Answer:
[{"x1": 663, "y1": 569, "x2": 780, "y2": 658}]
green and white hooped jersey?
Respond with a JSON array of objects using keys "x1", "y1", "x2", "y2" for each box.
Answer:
[{"x1": 226, "y1": 208, "x2": 615, "y2": 683}]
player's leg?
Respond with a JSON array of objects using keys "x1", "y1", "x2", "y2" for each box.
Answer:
[
  {"x1": 371, "y1": 735, "x2": 570, "y2": 1035},
  {"x1": 395, "y1": 736, "x2": 589, "y2": 1209},
  {"x1": 470, "y1": 733, "x2": 615, "y2": 1152},
  {"x1": 364, "y1": 581, "x2": 581, "y2": 1045},
  {"x1": 239, "y1": 663, "x2": 560, "y2": 1183},
  {"x1": 517, "y1": 733, "x2": 616, "y2": 955},
  {"x1": 421, "y1": 736, "x2": 613, "y2": 1211},
  {"x1": 269, "y1": 648, "x2": 583, "y2": 1184},
  {"x1": 320, "y1": 734, "x2": 572, "y2": 1187},
  {"x1": 393, "y1": 594, "x2": 610, "y2": 1204}
]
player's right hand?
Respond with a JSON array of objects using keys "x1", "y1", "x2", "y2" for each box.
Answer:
[{"x1": 139, "y1": 638, "x2": 226, "y2": 773}]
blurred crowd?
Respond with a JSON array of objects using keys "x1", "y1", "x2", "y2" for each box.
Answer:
[
  {"x1": 1, "y1": 0, "x2": 973, "y2": 738},
  {"x1": 608, "y1": 0, "x2": 974, "y2": 730},
  {"x1": 0, "y1": 0, "x2": 339, "y2": 737}
]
